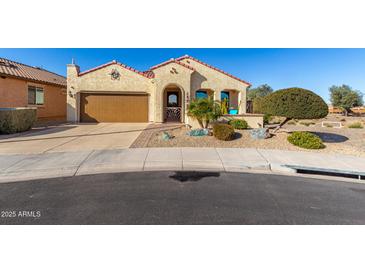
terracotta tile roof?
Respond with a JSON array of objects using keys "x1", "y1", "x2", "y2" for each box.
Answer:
[
  {"x1": 176, "y1": 55, "x2": 251, "y2": 86},
  {"x1": 142, "y1": 70, "x2": 155, "y2": 78},
  {"x1": 0, "y1": 57, "x2": 66, "y2": 87},
  {"x1": 75, "y1": 56, "x2": 250, "y2": 87},
  {"x1": 150, "y1": 58, "x2": 195, "y2": 71},
  {"x1": 78, "y1": 60, "x2": 154, "y2": 79}
]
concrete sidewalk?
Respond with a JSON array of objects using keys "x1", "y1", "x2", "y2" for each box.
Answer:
[{"x1": 0, "y1": 148, "x2": 364, "y2": 183}]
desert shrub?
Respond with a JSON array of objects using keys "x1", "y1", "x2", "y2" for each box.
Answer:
[
  {"x1": 263, "y1": 114, "x2": 271, "y2": 125},
  {"x1": 0, "y1": 108, "x2": 37, "y2": 134},
  {"x1": 261, "y1": 88, "x2": 328, "y2": 119},
  {"x1": 252, "y1": 97, "x2": 265, "y2": 114},
  {"x1": 287, "y1": 131, "x2": 325, "y2": 149},
  {"x1": 213, "y1": 123, "x2": 235, "y2": 141},
  {"x1": 287, "y1": 120, "x2": 297, "y2": 125},
  {"x1": 325, "y1": 124, "x2": 333, "y2": 128},
  {"x1": 299, "y1": 121, "x2": 315, "y2": 127},
  {"x1": 348, "y1": 122, "x2": 363, "y2": 129},
  {"x1": 228, "y1": 119, "x2": 249, "y2": 129}
]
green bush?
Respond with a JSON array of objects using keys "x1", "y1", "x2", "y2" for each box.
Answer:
[
  {"x1": 263, "y1": 114, "x2": 271, "y2": 125},
  {"x1": 253, "y1": 97, "x2": 265, "y2": 114},
  {"x1": 228, "y1": 119, "x2": 249, "y2": 129},
  {"x1": 213, "y1": 123, "x2": 235, "y2": 141},
  {"x1": 299, "y1": 121, "x2": 315, "y2": 127},
  {"x1": 348, "y1": 122, "x2": 363, "y2": 129},
  {"x1": 260, "y1": 88, "x2": 328, "y2": 119},
  {"x1": 0, "y1": 108, "x2": 37, "y2": 134},
  {"x1": 287, "y1": 131, "x2": 325, "y2": 149}
]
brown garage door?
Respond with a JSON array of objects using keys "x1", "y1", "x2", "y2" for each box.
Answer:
[{"x1": 80, "y1": 93, "x2": 148, "y2": 122}]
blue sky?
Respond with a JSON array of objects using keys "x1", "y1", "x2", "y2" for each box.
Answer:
[{"x1": 1, "y1": 48, "x2": 364, "y2": 102}]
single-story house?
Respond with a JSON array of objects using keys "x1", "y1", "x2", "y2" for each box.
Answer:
[
  {"x1": 67, "y1": 55, "x2": 263, "y2": 127},
  {"x1": 0, "y1": 57, "x2": 67, "y2": 120}
]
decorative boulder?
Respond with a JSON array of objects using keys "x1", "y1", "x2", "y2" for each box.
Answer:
[
  {"x1": 187, "y1": 128, "x2": 209, "y2": 137},
  {"x1": 161, "y1": 131, "x2": 173, "y2": 140},
  {"x1": 250, "y1": 128, "x2": 270, "y2": 140}
]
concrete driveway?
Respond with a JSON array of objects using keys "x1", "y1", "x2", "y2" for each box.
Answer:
[{"x1": 0, "y1": 123, "x2": 149, "y2": 154}]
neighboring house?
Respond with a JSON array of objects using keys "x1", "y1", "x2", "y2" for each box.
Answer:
[
  {"x1": 67, "y1": 55, "x2": 256, "y2": 126},
  {"x1": 0, "y1": 57, "x2": 67, "y2": 120},
  {"x1": 328, "y1": 105, "x2": 344, "y2": 114},
  {"x1": 350, "y1": 106, "x2": 365, "y2": 115}
]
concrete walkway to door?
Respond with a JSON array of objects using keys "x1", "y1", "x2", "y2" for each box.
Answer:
[{"x1": 0, "y1": 123, "x2": 149, "y2": 154}]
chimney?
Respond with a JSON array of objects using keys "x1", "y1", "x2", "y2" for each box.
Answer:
[{"x1": 67, "y1": 59, "x2": 80, "y2": 78}]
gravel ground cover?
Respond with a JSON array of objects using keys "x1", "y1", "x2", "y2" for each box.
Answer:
[{"x1": 145, "y1": 115, "x2": 365, "y2": 157}]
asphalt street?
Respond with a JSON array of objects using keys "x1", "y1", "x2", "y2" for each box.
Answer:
[{"x1": 1, "y1": 171, "x2": 365, "y2": 224}]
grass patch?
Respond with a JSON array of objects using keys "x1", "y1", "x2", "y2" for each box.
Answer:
[
  {"x1": 348, "y1": 122, "x2": 363, "y2": 129},
  {"x1": 299, "y1": 121, "x2": 316, "y2": 127}
]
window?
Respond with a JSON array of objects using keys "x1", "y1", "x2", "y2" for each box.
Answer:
[
  {"x1": 221, "y1": 91, "x2": 230, "y2": 105},
  {"x1": 167, "y1": 93, "x2": 178, "y2": 107},
  {"x1": 28, "y1": 86, "x2": 44, "y2": 105},
  {"x1": 196, "y1": 90, "x2": 208, "y2": 99}
]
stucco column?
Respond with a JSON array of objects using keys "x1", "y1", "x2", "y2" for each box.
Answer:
[
  {"x1": 66, "y1": 64, "x2": 80, "y2": 122},
  {"x1": 214, "y1": 90, "x2": 221, "y2": 102},
  {"x1": 238, "y1": 90, "x2": 246, "y2": 114},
  {"x1": 154, "y1": 85, "x2": 164, "y2": 123}
]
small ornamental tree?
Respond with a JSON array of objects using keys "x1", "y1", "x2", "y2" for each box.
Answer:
[
  {"x1": 260, "y1": 87, "x2": 328, "y2": 132},
  {"x1": 187, "y1": 97, "x2": 222, "y2": 128},
  {"x1": 247, "y1": 84, "x2": 273, "y2": 100}
]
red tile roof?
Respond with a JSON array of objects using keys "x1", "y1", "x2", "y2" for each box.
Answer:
[
  {"x1": 78, "y1": 60, "x2": 154, "y2": 78},
  {"x1": 75, "y1": 56, "x2": 250, "y2": 87},
  {"x1": 176, "y1": 55, "x2": 251, "y2": 86},
  {"x1": 150, "y1": 58, "x2": 196, "y2": 71},
  {"x1": 0, "y1": 57, "x2": 66, "y2": 87}
]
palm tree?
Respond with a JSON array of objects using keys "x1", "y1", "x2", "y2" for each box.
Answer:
[{"x1": 187, "y1": 97, "x2": 222, "y2": 128}]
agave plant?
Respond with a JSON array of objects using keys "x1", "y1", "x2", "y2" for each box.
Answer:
[{"x1": 187, "y1": 97, "x2": 222, "y2": 128}]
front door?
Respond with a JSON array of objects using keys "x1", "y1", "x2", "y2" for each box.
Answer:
[{"x1": 165, "y1": 91, "x2": 181, "y2": 122}]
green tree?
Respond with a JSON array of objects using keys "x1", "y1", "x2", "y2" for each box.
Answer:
[
  {"x1": 247, "y1": 84, "x2": 273, "y2": 100},
  {"x1": 187, "y1": 97, "x2": 222, "y2": 128},
  {"x1": 329, "y1": 85, "x2": 363, "y2": 115},
  {"x1": 260, "y1": 87, "x2": 328, "y2": 132}
]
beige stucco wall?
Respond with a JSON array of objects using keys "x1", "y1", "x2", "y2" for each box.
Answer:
[
  {"x1": 219, "y1": 114, "x2": 264, "y2": 129},
  {"x1": 180, "y1": 58, "x2": 249, "y2": 114},
  {"x1": 151, "y1": 63, "x2": 193, "y2": 123},
  {"x1": 189, "y1": 115, "x2": 263, "y2": 129},
  {"x1": 67, "y1": 59, "x2": 250, "y2": 125},
  {"x1": 67, "y1": 64, "x2": 155, "y2": 122}
]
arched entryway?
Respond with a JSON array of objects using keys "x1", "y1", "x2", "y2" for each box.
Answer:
[{"x1": 163, "y1": 84, "x2": 184, "y2": 122}]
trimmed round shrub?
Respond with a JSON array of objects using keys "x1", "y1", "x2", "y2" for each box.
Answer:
[
  {"x1": 213, "y1": 123, "x2": 235, "y2": 141},
  {"x1": 260, "y1": 88, "x2": 328, "y2": 119},
  {"x1": 228, "y1": 119, "x2": 249, "y2": 129},
  {"x1": 287, "y1": 131, "x2": 325, "y2": 149},
  {"x1": 0, "y1": 108, "x2": 37, "y2": 134}
]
